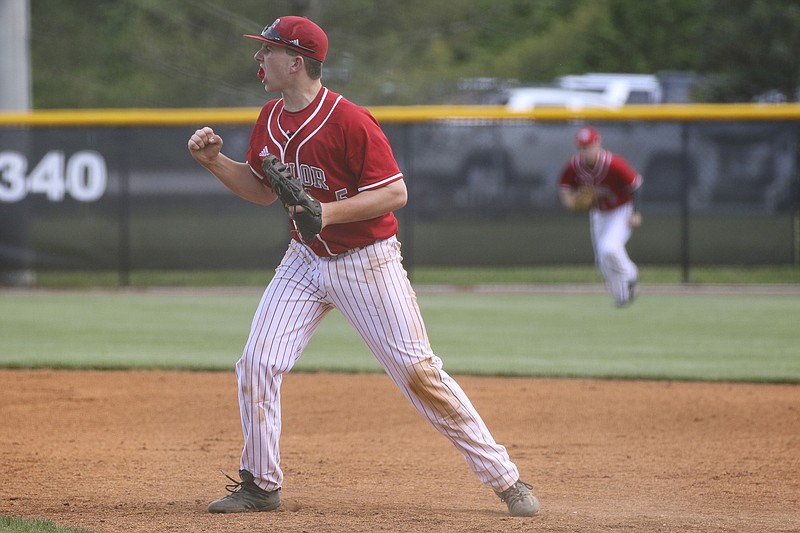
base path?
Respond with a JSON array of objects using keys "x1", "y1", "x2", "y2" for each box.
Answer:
[{"x1": 1, "y1": 370, "x2": 798, "y2": 533}]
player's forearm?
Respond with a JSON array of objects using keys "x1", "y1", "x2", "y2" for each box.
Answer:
[
  {"x1": 559, "y1": 188, "x2": 575, "y2": 209},
  {"x1": 202, "y1": 155, "x2": 277, "y2": 206},
  {"x1": 322, "y1": 180, "x2": 407, "y2": 225}
]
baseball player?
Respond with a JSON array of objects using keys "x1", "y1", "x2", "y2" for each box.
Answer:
[
  {"x1": 187, "y1": 15, "x2": 539, "y2": 517},
  {"x1": 558, "y1": 126, "x2": 643, "y2": 307}
]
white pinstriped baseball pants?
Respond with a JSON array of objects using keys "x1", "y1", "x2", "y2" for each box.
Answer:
[
  {"x1": 235, "y1": 236, "x2": 520, "y2": 493},
  {"x1": 590, "y1": 202, "x2": 638, "y2": 305}
]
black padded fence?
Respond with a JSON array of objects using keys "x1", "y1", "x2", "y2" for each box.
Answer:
[{"x1": 1, "y1": 109, "x2": 798, "y2": 285}]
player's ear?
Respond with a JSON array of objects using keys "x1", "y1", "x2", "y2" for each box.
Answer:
[{"x1": 289, "y1": 54, "x2": 303, "y2": 71}]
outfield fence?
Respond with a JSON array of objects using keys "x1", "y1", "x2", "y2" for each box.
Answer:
[{"x1": 1, "y1": 104, "x2": 799, "y2": 285}]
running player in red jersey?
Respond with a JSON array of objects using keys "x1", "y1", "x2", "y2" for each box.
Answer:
[
  {"x1": 558, "y1": 126, "x2": 643, "y2": 307},
  {"x1": 188, "y1": 15, "x2": 539, "y2": 517}
]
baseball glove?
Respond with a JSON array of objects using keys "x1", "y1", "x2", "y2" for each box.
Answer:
[
  {"x1": 261, "y1": 154, "x2": 322, "y2": 242},
  {"x1": 572, "y1": 185, "x2": 596, "y2": 212}
]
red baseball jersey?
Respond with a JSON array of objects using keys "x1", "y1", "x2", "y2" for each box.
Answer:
[
  {"x1": 558, "y1": 150, "x2": 642, "y2": 211},
  {"x1": 246, "y1": 87, "x2": 403, "y2": 257}
]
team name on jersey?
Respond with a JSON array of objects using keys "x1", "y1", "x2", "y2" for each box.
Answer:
[
  {"x1": 260, "y1": 145, "x2": 329, "y2": 191},
  {"x1": 286, "y1": 161, "x2": 329, "y2": 191}
]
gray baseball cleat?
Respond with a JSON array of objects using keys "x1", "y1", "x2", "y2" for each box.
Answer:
[
  {"x1": 628, "y1": 279, "x2": 637, "y2": 304},
  {"x1": 616, "y1": 279, "x2": 638, "y2": 308},
  {"x1": 496, "y1": 479, "x2": 540, "y2": 517},
  {"x1": 207, "y1": 470, "x2": 281, "y2": 513}
]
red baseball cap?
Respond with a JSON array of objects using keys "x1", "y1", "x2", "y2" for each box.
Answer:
[
  {"x1": 576, "y1": 126, "x2": 600, "y2": 147},
  {"x1": 245, "y1": 16, "x2": 328, "y2": 63}
]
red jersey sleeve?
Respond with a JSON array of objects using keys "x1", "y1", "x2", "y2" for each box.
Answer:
[
  {"x1": 342, "y1": 104, "x2": 403, "y2": 191},
  {"x1": 608, "y1": 155, "x2": 643, "y2": 193}
]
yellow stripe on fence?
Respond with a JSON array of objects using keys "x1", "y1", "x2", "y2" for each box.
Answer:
[{"x1": 2, "y1": 103, "x2": 800, "y2": 127}]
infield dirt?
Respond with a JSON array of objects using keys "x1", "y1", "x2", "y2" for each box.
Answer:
[{"x1": 1, "y1": 370, "x2": 798, "y2": 532}]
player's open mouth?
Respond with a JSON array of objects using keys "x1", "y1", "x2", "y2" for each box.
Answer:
[{"x1": 258, "y1": 67, "x2": 265, "y2": 80}]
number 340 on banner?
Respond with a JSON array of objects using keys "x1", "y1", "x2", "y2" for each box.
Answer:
[{"x1": 0, "y1": 150, "x2": 108, "y2": 202}]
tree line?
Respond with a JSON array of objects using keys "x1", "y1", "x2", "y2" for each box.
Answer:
[{"x1": 30, "y1": 0, "x2": 800, "y2": 108}]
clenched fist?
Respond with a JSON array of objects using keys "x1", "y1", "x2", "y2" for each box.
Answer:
[{"x1": 188, "y1": 127, "x2": 224, "y2": 165}]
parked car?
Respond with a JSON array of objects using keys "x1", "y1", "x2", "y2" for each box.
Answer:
[
  {"x1": 499, "y1": 87, "x2": 621, "y2": 111},
  {"x1": 496, "y1": 73, "x2": 664, "y2": 111},
  {"x1": 556, "y1": 73, "x2": 663, "y2": 104}
]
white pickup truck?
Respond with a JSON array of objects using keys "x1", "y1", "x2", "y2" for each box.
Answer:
[{"x1": 501, "y1": 73, "x2": 663, "y2": 111}]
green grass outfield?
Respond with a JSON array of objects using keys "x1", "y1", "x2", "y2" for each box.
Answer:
[
  {"x1": 1, "y1": 283, "x2": 798, "y2": 382},
  {"x1": 26, "y1": 264, "x2": 800, "y2": 287}
]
